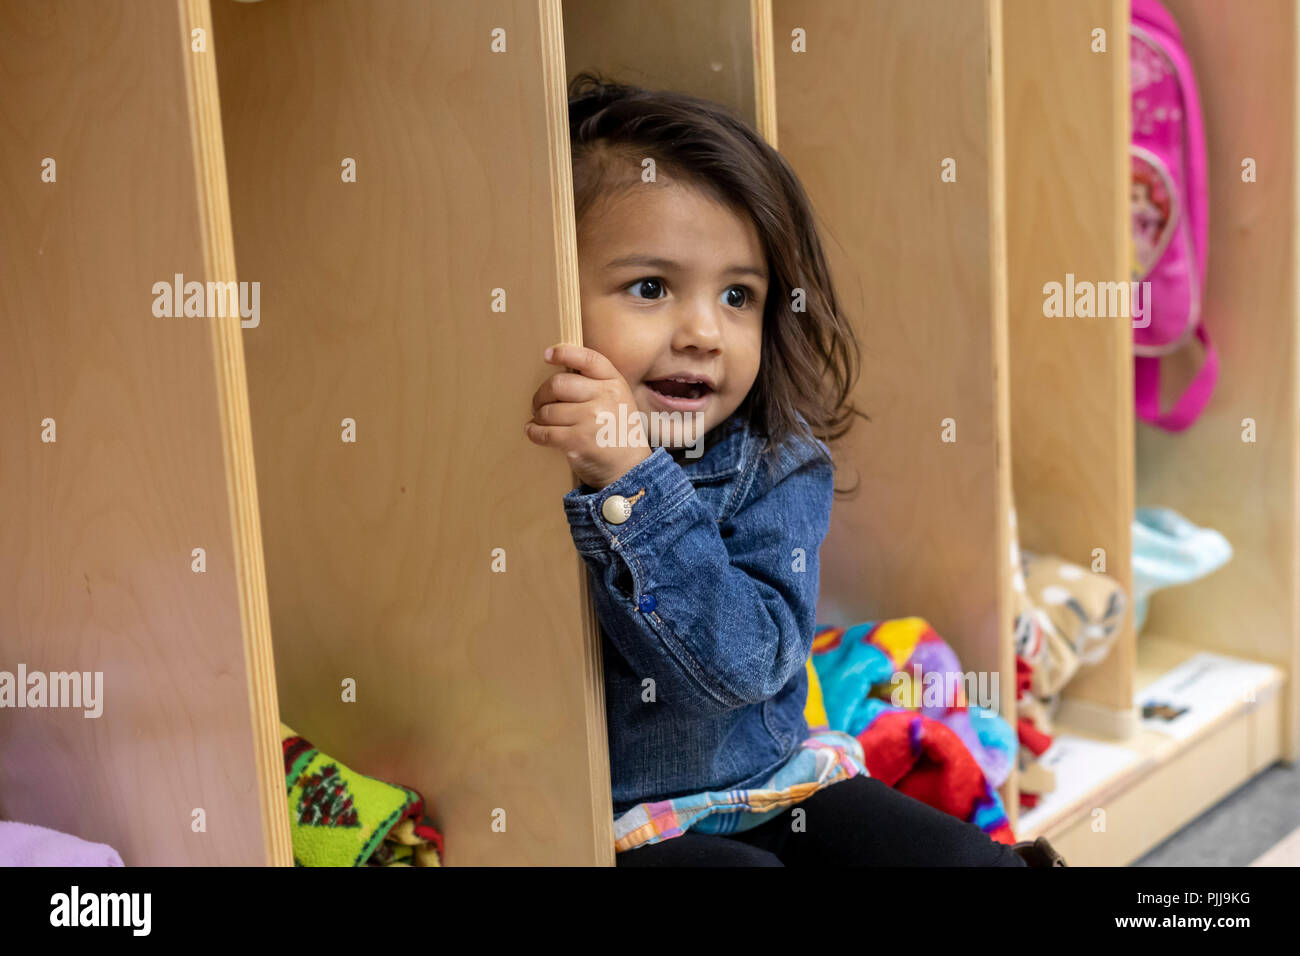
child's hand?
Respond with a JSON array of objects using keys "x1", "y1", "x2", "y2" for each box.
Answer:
[{"x1": 526, "y1": 343, "x2": 652, "y2": 491}]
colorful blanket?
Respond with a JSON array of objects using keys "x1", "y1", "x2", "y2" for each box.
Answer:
[
  {"x1": 613, "y1": 729, "x2": 867, "y2": 853},
  {"x1": 282, "y1": 722, "x2": 444, "y2": 866},
  {"x1": 806, "y1": 618, "x2": 1018, "y2": 844}
]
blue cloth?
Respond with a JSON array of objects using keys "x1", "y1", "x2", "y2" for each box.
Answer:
[
  {"x1": 564, "y1": 411, "x2": 833, "y2": 814},
  {"x1": 1132, "y1": 507, "x2": 1232, "y2": 631},
  {"x1": 815, "y1": 640, "x2": 895, "y2": 738}
]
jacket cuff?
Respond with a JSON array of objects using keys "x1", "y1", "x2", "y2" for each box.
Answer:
[{"x1": 563, "y1": 447, "x2": 694, "y2": 555}]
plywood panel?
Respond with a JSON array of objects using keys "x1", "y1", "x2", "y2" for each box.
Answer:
[
  {"x1": 564, "y1": 0, "x2": 762, "y2": 127},
  {"x1": 1137, "y1": 0, "x2": 1300, "y2": 762},
  {"x1": 1002, "y1": 0, "x2": 1134, "y2": 720},
  {"x1": 0, "y1": 0, "x2": 289, "y2": 865},
  {"x1": 773, "y1": 0, "x2": 1013, "y2": 695},
  {"x1": 211, "y1": 0, "x2": 612, "y2": 864}
]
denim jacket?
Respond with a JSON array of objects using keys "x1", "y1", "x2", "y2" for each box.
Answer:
[{"x1": 563, "y1": 412, "x2": 835, "y2": 814}]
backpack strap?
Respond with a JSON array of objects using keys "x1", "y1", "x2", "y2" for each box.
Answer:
[{"x1": 1135, "y1": 323, "x2": 1218, "y2": 431}]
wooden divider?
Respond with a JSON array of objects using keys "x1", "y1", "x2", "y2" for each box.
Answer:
[
  {"x1": 1138, "y1": 0, "x2": 1300, "y2": 762},
  {"x1": 566, "y1": 0, "x2": 1022, "y2": 816},
  {"x1": 210, "y1": 0, "x2": 611, "y2": 864},
  {"x1": 772, "y1": 0, "x2": 1016, "y2": 774},
  {"x1": 1001, "y1": 0, "x2": 1135, "y2": 740},
  {"x1": 0, "y1": 0, "x2": 290, "y2": 865}
]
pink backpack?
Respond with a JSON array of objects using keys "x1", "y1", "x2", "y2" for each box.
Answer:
[{"x1": 1131, "y1": 0, "x2": 1216, "y2": 431}]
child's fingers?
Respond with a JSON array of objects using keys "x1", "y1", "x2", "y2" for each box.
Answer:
[
  {"x1": 529, "y1": 401, "x2": 585, "y2": 428},
  {"x1": 531, "y1": 371, "x2": 599, "y2": 413},
  {"x1": 523, "y1": 420, "x2": 577, "y2": 453},
  {"x1": 544, "y1": 343, "x2": 619, "y2": 381}
]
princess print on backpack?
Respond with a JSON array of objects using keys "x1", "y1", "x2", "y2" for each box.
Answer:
[{"x1": 1131, "y1": 0, "x2": 1217, "y2": 431}]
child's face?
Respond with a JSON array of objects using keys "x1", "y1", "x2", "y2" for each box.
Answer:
[{"x1": 577, "y1": 178, "x2": 766, "y2": 448}]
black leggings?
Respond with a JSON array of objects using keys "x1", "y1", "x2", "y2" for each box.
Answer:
[{"x1": 615, "y1": 774, "x2": 1027, "y2": 866}]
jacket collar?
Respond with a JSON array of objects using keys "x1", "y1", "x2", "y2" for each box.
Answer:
[{"x1": 670, "y1": 412, "x2": 755, "y2": 483}]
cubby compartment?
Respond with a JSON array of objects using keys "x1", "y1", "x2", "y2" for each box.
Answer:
[
  {"x1": 1134, "y1": 0, "x2": 1298, "y2": 760},
  {"x1": 1002, "y1": 0, "x2": 1299, "y2": 863},
  {"x1": 209, "y1": 0, "x2": 610, "y2": 865},
  {"x1": 776, "y1": 0, "x2": 1014, "y2": 674},
  {"x1": 770, "y1": 0, "x2": 1022, "y2": 815},
  {"x1": 0, "y1": 0, "x2": 289, "y2": 865}
]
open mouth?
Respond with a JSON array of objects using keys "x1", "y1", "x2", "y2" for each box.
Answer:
[{"x1": 646, "y1": 377, "x2": 713, "y2": 401}]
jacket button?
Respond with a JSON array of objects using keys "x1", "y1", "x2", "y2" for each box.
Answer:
[
  {"x1": 602, "y1": 495, "x2": 632, "y2": 525},
  {"x1": 638, "y1": 594, "x2": 656, "y2": 613}
]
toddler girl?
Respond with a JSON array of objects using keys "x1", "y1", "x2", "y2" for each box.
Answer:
[{"x1": 525, "y1": 74, "x2": 1028, "y2": 867}]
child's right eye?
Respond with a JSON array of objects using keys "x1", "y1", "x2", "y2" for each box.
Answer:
[{"x1": 628, "y1": 278, "x2": 665, "y2": 300}]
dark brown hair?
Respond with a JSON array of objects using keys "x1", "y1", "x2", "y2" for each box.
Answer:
[{"x1": 567, "y1": 72, "x2": 867, "y2": 486}]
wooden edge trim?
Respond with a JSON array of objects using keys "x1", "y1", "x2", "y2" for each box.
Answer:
[
  {"x1": 985, "y1": 0, "x2": 1019, "y2": 833},
  {"x1": 177, "y1": 0, "x2": 293, "y2": 866},
  {"x1": 751, "y1": 0, "x2": 778, "y2": 147},
  {"x1": 539, "y1": 0, "x2": 616, "y2": 864}
]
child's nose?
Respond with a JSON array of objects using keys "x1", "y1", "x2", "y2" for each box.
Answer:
[{"x1": 672, "y1": 300, "x2": 724, "y2": 352}]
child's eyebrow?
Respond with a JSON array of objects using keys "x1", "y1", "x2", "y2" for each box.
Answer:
[{"x1": 603, "y1": 254, "x2": 767, "y2": 281}]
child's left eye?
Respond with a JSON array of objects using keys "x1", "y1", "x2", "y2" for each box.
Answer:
[{"x1": 723, "y1": 286, "x2": 754, "y2": 308}]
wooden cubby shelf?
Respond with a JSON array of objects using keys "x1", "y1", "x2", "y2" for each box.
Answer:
[
  {"x1": 1018, "y1": 636, "x2": 1286, "y2": 865},
  {"x1": 2, "y1": 0, "x2": 1295, "y2": 866}
]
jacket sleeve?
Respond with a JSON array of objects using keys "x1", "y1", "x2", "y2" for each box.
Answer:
[{"x1": 563, "y1": 442, "x2": 834, "y2": 718}]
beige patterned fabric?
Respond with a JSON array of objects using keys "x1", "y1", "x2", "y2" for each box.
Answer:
[
  {"x1": 1021, "y1": 552, "x2": 1127, "y2": 670},
  {"x1": 1009, "y1": 508, "x2": 1128, "y2": 800}
]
